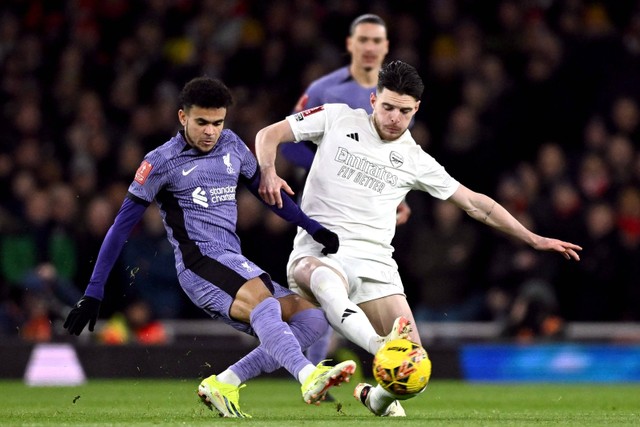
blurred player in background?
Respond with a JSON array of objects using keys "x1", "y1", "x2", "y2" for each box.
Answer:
[
  {"x1": 255, "y1": 60, "x2": 582, "y2": 416},
  {"x1": 63, "y1": 76, "x2": 355, "y2": 417},
  {"x1": 280, "y1": 12, "x2": 412, "y2": 374}
]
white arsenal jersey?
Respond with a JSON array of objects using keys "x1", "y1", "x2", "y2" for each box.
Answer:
[{"x1": 286, "y1": 103, "x2": 460, "y2": 266}]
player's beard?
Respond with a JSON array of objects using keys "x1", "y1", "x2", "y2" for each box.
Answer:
[
  {"x1": 372, "y1": 115, "x2": 402, "y2": 141},
  {"x1": 184, "y1": 124, "x2": 215, "y2": 153}
]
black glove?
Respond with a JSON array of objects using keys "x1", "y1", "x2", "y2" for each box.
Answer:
[
  {"x1": 63, "y1": 296, "x2": 101, "y2": 336},
  {"x1": 312, "y1": 228, "x2": 339, "y2": 255}
]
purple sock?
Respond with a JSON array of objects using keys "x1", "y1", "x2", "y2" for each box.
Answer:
[
  {"x1": 288, "y1": 307, "x2": 330, "y2": 351},
  {"x1": 305, "y1": 324, "x2": 333, "y2": 365},
  {"x1": 248, "y1": 297, "x2": 310, "y2": 379},
  {"x1": 231, "y1": 307, "x2": 329, "y2": 383}
]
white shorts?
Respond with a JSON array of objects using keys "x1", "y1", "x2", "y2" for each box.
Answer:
[{"x1": 287, "y1": 242, "x2": 406, "y2": 305}]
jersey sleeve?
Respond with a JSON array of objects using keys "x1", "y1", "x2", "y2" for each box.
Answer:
[
  {"x1": 84, "y1": 197, "x2": 147, "y2": 300},
  {"x1": 127, "y1": 150, "x2": 168, "y2": 203},
  {"x1": 234, "y1": 132, "x2": 259, "y2": 180},
  {"x1": 411, "y1": 148, "x2": 460, "y2": 200},
  {"x1": 304, "y1": 81, "x2": 325, "y2": 109},
  {"x1": 286, "y1": 104, "x2": 347, "y2": 145}
]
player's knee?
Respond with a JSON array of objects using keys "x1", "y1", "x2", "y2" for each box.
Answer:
[
  {"x1": 279, "y1": 294, "x2": 316, "y2": 320},
  {"x1": 230, "y1": 278, "x2": 274, "y2": 321},
  {"x1": 291, "y1": 257, "x2": 316, "y2": 288}
]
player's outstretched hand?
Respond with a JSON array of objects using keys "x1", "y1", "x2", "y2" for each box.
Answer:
[
  {"x1": 533, "y1": 237, "x2": 582, "y2": 261},
  {"x1": 312, "y1": 228, "x2": 339, "y2": 255},
  {"x1": 64, "y1": 296, "x2": 101, "y2": 335}
]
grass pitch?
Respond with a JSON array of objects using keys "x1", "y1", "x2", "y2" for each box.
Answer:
[{"x1": 1, "y1": 378, "x2": 638, "y2": 426}]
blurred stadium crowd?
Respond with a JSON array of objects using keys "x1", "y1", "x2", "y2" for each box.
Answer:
[{"x1": 1, "y1": 0, "x2": 640, "y2": 343}]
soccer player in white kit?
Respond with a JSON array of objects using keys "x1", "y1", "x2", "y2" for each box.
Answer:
[
  {"x1": 280, "y1": 13, "x2": 412, "y2": 375},
  {"x1": 255, "y1": 60, "x2": 582, "y2": 416}
]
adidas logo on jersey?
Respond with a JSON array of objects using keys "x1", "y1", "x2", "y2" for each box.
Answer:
[{"x1": 346, "y1": 133, "x2": 359, "y2": 141}]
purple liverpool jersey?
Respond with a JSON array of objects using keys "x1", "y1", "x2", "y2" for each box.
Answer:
[
  {"x1": 305, "y1": 66, "x2": 375, "y2": 112},
  {"x1": 127, "y1": 130, "x2": 258, "y2": 275}
]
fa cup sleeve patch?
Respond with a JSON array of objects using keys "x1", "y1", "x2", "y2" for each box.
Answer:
[
  {"x1": 295, "y1": 105, "x2": 324, "y2": 121},
  {"x1": 134, "y1": 160, "x2": 153, "y2": 184}
]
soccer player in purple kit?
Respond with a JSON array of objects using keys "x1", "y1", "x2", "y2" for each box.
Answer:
[{"x1": 63, "y1": 76, "x2": 356, "y2": 417}]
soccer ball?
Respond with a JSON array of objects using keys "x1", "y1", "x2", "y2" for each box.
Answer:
[{"x1": 373, "y1": 338, "x2": 431, "y2": 397}]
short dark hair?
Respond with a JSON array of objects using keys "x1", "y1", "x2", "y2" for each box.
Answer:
[
  {"x1": 349, "y1": 13, "x2": 386, "y2": 36},
  {"x1": 377, "y1": 60, "x2": 424, "y2": 100},
  {"x1": 179, "y1": 76, "x2": 233, "y2": 110}
]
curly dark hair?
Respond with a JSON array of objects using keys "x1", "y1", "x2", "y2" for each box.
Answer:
[{"x1": 179, "y1": 76, "x2": 234, "y2": 110}]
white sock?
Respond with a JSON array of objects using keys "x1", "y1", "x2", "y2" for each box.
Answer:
[
  {"x1": 217, "y1": 369, "x2": 242, "y2": 386},
  {"x1": 368, "y1": 384, "x2": 397, "y2": 414},
  {"x1": 297, "y1": 363, "x2": 316, "y2": 384},
  {"x1": 309, "y1": 266, "x2": 381, "y2": 354}
]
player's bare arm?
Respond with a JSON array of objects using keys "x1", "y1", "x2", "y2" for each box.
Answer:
[
  {"x1": 255, "y1": 120, "x2": 296, "y2": 208},
  {"x1": 448, "y1": 184, "x2": 582, "y2": 261}
]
